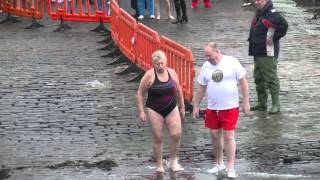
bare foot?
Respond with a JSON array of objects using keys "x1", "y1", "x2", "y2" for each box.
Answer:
[
  {"x1": 155, "y1": 166, "x2": 165, "y2": 173},
  {"x1": 170, "y1": 162, "x2": 184, "y2": 172}
]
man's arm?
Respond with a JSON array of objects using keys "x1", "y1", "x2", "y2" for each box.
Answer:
[
  {"x1": 272, "y1": 13, "x2": 288, "y2": 41},
  {"x1": 239, "y1": 77, "x2": 250, "y2": 114},
  {"x1": 192, "y1": 84, "x2": 207, "y2": 119}
]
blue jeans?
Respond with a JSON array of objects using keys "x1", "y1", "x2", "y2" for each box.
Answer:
[
  {"x1": 138, "y1": 0, "x2": 154, "y2": 16},
  {"x1": 97, "y1": 0, "x2": 110, "y2": 15}
]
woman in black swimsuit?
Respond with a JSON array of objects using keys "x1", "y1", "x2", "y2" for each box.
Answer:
[{"x1": 136, "y1": 50, "x2": 185, "y2": 173}]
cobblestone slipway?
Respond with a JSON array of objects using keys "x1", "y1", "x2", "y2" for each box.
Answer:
[{"x1": 1, "y1": 0, "x2": 320, "y2": 179}]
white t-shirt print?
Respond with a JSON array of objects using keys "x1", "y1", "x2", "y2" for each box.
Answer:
[{"x1": 197, "y1": 55, "x2": 246, "y2": 110}]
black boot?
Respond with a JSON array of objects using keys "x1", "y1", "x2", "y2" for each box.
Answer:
[
  {"x1": 182, "y1": 15, "x2": 188, "y2": 23},
  {"x1": 172, "y1": 16, "x2": 182, "y2": 24}
]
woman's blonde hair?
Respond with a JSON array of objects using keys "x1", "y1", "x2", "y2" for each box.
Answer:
[{"x1": 151, "y1": 50, "x2": 167, "y2": 64}]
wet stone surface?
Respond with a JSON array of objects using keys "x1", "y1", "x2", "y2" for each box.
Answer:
[
  {"x1": 1, "y1": 0, "x2": 320, "y2": 179},
  {"x1": 0, "y1": 168, "x2": 11, "y2": 180}
]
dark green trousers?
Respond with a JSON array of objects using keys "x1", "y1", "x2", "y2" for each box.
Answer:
[{"x1": 254, "y1": 56, "x2": 280, "y2": 107}]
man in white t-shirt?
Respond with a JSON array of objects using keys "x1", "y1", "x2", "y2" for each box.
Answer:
[{"x1": 193, "y1": 42, "x2": 250, "y2": 178}]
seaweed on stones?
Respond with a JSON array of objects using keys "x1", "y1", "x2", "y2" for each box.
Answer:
[
  {"x1": 46, "y1": 160, "x2": 76, "y2": 169},
  {"x1": 46, "y1": 159, "x2": 118, "y2": 171},
  {"x1": 0, "y1": 168, "x2": 11, "y2": 180},
  {"x1": 85, "y1": 159, "x2": 118, "y2": 170}
]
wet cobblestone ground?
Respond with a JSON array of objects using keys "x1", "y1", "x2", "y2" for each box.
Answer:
[{"x1": 1, "y1": 0, "x2": 320, "y2": 179}]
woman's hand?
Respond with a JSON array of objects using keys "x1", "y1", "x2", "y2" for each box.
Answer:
[
  {"x1": 179, "y1": 107, "x2": 185, "y2": 121},
  {"x1": 139, "y1": 111, "x2": 147, "y2": 122}
]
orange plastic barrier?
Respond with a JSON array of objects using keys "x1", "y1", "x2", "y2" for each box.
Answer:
[
  {"x1": 117, "y1": 8, "x2": 136, "y2": 62},
  {"x1": 110, "y1": 0, "x2": 119, "y2": 45},
  {"x1": 160, "y1": 36, "x2": 195, "y2": 102},
  {"x1": 134, "y1": 23, "x2": 160, "y2": 71},
  {"x1": 0, "y1": 0, "x2": 44, "y2": 19},
  {"x1": 48, "y1": 0, "x2": 110, "y2": 23},
  {"x1": 103, "y1": 0, "x2": 196, "y2": 102}
]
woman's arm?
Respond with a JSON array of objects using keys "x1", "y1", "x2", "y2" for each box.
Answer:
[
  {"x1": 169, "y1": 68, "x2": 185, "y2": 119},
  {"x1": 169, "y1": 69, "x2": 184, "y2": 108},
  {"x1": 136, "y1": 70, "x2": 152, "y2": 122}
]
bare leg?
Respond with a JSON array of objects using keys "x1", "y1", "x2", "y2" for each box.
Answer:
[
  {"x1": 224, "y1": 130, "x2": 236, "y2": 170},
  {"x1": 147, "y1": 108, "x2": 165, "y2": 172},
  {"x1": 165, "y1": 107, "x2": 182, "y2": 171},
  {"x1": 210, "y1": 129, "x2": 224, "y2": 165},
  {"x1": 154, "y1": 0, "x2": 160, "y2": 19},
  {"x1": 165, "y1": 0, "x2": 175, "y2": 19}
]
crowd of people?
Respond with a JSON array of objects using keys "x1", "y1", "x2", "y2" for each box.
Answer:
[
  {"x1": 130, "y1": 0, "x2": 213, "y2": 23},
  {"x1": 136, "y1": 0, "x2": 288, "y2": 179}
]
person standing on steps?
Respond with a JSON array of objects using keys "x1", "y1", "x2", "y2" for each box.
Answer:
[
  {"x1": 248, "y1": 0, "x2": 288, "y2": 114},
  {"x1": 191, "y1": 0, "x2": 212, "y2": 8},
  {"x1": 154, "y1": 0, "x2": 175, "y2": 20},
  {"x1": 172, "y1": 0, "x2": 188, "y2": 24},
  {"x1": 131, "y1": 0, "x2": 140, "y2": 17},
  {"x1": 137, "y1": 0, "x2": 155, "y2": 20}
]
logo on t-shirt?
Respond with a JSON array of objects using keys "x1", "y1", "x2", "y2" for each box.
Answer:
[{"x1": 212, "y1": 70, "x2": 223, "y2": 82}]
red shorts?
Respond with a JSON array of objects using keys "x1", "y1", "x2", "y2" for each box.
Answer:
[{"x1": 204, "y1": 108, "x2": 239, "y2": 130}]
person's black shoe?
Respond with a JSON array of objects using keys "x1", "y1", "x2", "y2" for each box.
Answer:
[
  {"x1": 182, "y1": 15, "x2": 188, "y2": 23},
  {"x1": 172, "y1": 16, "x2": 182, "y2": 24}
]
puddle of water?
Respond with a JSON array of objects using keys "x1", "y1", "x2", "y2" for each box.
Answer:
[
  {"x1": 242, "y1": 172, "x2": 315, "y2": 179},
  {"x1": 83, "y1": 80, "x2": 108, "y2": 90}
]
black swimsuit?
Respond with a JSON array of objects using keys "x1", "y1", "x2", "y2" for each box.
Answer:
[{"x1": 146, "y1": 69, "x2": 177, "y2": 118}]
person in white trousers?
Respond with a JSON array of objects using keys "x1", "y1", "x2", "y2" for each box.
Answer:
[{"x1": 154, "y1": 0, "x2": 175, "y2": 20}]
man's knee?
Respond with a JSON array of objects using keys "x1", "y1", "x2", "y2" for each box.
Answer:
[
  {"x1": 223, "y1": 132, "x2": 235, "y2": 142},
  {"x1": 211, "y1": 130, "x2": 222, "y2": 140}
]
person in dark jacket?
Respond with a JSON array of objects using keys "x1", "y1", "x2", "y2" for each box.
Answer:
[
  {"x1": 248, "y1": 0, "x2": 288, "y2": 114},
  {"x1": 131, "y1": 0, "x2": 139, "y2": 17},
  {"x1": 131, "y1": 0, "x2": 147, "y2": 18}
]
